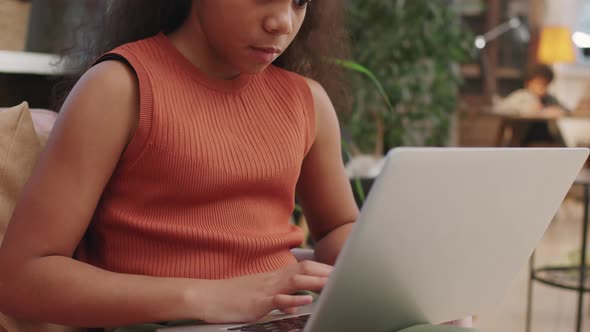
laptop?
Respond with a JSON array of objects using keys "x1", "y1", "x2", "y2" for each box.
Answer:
[{"x1": 161, "y1": 147, "x2": 589, "y2": 332}]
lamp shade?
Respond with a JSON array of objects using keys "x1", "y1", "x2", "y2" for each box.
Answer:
[{"x1": 537, "y1": 26, "x2": 576, "y2": 64}]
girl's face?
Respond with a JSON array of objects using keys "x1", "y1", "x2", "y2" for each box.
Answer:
[{"x1": 193, "y1": 0, "x2": 309, "y2": 74}]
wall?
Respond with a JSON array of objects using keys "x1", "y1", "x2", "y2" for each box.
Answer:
[
  {"x1": 551, "y1": 63, "x2": 590, "y2": 111},
  {"x1": 545, "y1": 0, "x2": 590, "y2": 110}
]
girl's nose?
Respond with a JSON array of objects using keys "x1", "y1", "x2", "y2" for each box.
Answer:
[{"x1": 263, "y1": 5, "x2": 294, "y2": 35}]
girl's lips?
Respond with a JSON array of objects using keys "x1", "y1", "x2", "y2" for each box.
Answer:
[
  {"x1": 253, "y1": 46, "x2": 282, "y2": 53},
  {"x1": 249, "y1": 46, "x2": 281, "y2": 63}
]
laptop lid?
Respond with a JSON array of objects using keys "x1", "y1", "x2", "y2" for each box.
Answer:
[{"x1": 305, "y1": 147, "x2": 589, "y2": 332}]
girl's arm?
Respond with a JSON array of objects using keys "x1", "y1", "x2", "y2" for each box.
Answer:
[
  {"x1": 296, "y1": 79, "x2": 359, "y2": 266},
  {"x1": 0, "y1": 61, "x2": 200, "y2": 327},
  {"x1": 0, "y1": 62, "x2": 330, "y2": 327}
]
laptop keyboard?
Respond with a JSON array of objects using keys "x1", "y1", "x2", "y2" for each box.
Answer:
[{"x1": 227, "y1": 314, "x2": 310, "y2": 332}]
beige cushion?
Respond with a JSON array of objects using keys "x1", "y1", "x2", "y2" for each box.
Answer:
[
  {"x1": 0, "y1": 102, "x2": 82, "y2": 332},
  {"x1": 0, "y1": 102, "x2": 42, "y2": 244},
  {"x1": 0, "y1": 316, "x2": 85, "y2": 332}
]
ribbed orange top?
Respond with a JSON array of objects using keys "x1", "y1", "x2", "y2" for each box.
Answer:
[{"x1": 75, "y1": 33, "x2": 315, "y2": 279}]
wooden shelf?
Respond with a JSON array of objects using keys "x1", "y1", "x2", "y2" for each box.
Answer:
[
  {"x1": 460, "y1": 64, "x2": 523, "y2": 79},
  {"x1": 460, "y1": 64, "x2": 482, "y2": 78},
  {"x1": 0, "y1": 50, "x2": 67, "y2": 75},
  {"x1": 458, "y1": 0, "x2": 541, "y2": 147},
  {"x1": 453, "y1": 0, "x2": 486, "y2": 17}
]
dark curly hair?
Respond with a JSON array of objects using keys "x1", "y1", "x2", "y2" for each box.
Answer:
[
  {"x1": 524, "y1": 64, "x2": 555, "y2": 84},
  {"x1": 54, "y1": 0, "x2": 350, "y2": 113}
]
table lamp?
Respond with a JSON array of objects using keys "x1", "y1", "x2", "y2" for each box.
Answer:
[
  {"x1": 537, "y1": 26, "x2": 576, "y2": 64},
  {"x1": 474, "y1": 17, "x2": 530, "y2": 98},
  {"x1": 475, "y1": 17, "x2": 530, "y2": 49}
]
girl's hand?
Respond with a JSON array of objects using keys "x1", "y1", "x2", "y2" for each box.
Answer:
[{"x1": 192, "y1": 261, "x2": 332, "y2": 324}]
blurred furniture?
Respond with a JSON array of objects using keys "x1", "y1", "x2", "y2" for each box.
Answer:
[
  {"x1": 494, "y1": 113, "x2": 565, "y2": 147},
  {"x1": 487, "y1": 21, "x2": 579, "y2": 147},
  {"x1": 457, "y1": 0, "x2": 540, "y2": 147},
  {"x1": 0, "y1": 49, "x2": 67, "y2": 109},
  {"x1": 526, "y1": 169, "x2": 590, "y2": 332},
  {"x1": 458, "y1": 0, "x2": 535, "y2": 99},
  {"x1": 0, "y1": 0, "x2": 73, "y2": 109},
  {"x1": 0, "y1": 50, "x2": 64, "y2": 75}
]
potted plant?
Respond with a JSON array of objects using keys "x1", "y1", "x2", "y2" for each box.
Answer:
[{"x1": 341, "y1": 0, "x2": 475, "y2": 204}]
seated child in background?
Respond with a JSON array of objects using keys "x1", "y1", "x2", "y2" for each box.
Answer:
[
  {"x1": 494, "y1": 64, "x2": 570, "y2": 145},
  {"x1": 495, "y1": 64, "x2": 569, "y2": 116}
]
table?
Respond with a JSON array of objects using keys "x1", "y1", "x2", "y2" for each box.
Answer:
[
  {"x1": 494, "y1": 114, "x2": 564, "y2": 147},
  {"x1": 526, "y1": 168, "x2": 590, "y2": 332}
]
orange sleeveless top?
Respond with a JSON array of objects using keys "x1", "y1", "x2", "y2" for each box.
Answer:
[{"x1": 75, "y1": 33, "x2": 315, "y2": 279}]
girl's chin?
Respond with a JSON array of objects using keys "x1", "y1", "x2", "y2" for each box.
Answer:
[{"x1": 240, "y1": 63, "x2": 272, "y2": 74}]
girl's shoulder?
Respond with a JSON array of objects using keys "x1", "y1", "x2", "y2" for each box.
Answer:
[
  {"x1": 263, "y1": 66, "x2": 324, "y2": 102},
  {"x1": 102, "y1": 34, "x2": 163, "y2": 63}
]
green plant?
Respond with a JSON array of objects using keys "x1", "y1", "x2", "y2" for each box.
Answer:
[{"x1": 343, "y1": 0, "x2": 475, "y2": 157}]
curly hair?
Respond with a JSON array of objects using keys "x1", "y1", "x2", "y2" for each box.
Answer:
[
  {"x1": 54, "y1": 0, "x2": 350, "y2": 113},
  {"x1": 524, "y1": 64, "x2": 555, "y2": 84}
]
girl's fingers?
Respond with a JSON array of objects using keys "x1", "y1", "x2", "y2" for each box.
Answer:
[
  {"x1": 284, "y1": 274, "x2": 328, "y2": 293},
  {"x1": 280, "y1": 307, "x2": 298, "y2": 315},
  {"x1": 271, "y1": 294, "x2": 313, "y2": 310},
  {"x1": 286, "y1": 261, "x2": 333, "y2": 278}
]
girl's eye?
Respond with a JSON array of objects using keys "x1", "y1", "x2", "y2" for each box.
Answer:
[{"x1": 293, "y1": 0, "x2": 310, "y2": 8}]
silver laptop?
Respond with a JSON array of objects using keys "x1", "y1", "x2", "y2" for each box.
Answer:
[{"x1": 161, "y1": 147, "x2": 589, "y2": 332}]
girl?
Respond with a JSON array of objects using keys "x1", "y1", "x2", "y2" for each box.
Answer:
[
  {"x1": 0, "y1": 0, "x2": 358, "y2": 328},
  {"x1": 0, "y1": 1, "x2": 472, "y2": 330}
]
